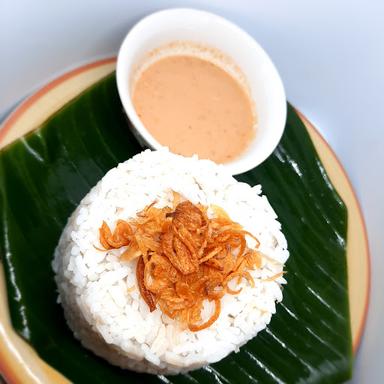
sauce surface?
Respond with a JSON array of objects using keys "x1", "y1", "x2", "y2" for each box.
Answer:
[{"x1": 132, "y1": 55, "x2": 255, "y2": 163}]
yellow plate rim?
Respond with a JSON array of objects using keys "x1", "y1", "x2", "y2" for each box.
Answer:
[{"x1": 0, "y1": 58, "x2": 370, "y2": 384}]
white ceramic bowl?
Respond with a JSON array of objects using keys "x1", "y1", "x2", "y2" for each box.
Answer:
[{"x1": 116, "y1": 8, "x2": 286, "y2": 175}]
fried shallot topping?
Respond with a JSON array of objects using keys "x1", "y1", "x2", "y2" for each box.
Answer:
[{"x1": 99, "y1": 193, "x2": 264, "y2": 331}]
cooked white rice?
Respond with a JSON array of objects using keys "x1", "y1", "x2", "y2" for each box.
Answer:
[{"x1": 53, "y1": 149, "x2": 289, "y2": 375}]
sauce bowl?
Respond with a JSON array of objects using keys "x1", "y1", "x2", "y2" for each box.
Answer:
[{"x1": 116, "y1": 8, "x2": 286, "y2": 175}]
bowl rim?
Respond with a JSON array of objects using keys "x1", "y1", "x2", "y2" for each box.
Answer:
[{"x1": 116, "y1": 7, "x2": 287, "y2": 175}]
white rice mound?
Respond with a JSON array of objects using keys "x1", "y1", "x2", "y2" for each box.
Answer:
[{"x1": 53, "y1": 149, "x2": 289, "y2": 375}]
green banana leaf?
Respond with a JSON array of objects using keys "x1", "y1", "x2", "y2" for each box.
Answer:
[{"x1": 0, "y1": 74, "x2": 352, "y2": 383}]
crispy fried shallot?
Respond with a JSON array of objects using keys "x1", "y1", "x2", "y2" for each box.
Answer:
[{"x1": 98, "y1": 193, "x2": 273, "y2": 331}]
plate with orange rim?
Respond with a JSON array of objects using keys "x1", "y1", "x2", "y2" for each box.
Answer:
[{"x1": 0, "y1": 58, "x2": 370, "y2": 384}]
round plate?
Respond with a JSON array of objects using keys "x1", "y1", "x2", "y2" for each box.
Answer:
[{"x1": 0, "y1": 59, "x2": 370, "y2": 384}]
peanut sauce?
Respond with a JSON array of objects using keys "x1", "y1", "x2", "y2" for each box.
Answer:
[{"x1": 132, "y1": 55, "x2": 255, "y2": 163}]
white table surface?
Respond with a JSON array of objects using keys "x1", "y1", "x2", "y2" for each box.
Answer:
[{"x1": 1, "y1": 0, "x2": 383, "y2": 382}]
